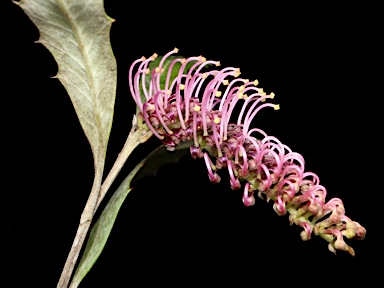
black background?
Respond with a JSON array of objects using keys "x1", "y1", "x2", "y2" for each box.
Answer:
[{"x1": 4, "y1": 1, "x2": 379, "y2": 286}]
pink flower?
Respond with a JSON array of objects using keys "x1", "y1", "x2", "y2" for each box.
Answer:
[{"x1": 129, "y1": 48, "x2": 366, "y2": 255}]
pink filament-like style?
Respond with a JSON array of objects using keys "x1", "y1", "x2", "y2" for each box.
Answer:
[{"x1": 128, "y1": 48, "x2": 366, "y2": 256}]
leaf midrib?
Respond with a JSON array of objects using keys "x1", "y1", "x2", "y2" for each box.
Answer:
[{"x1": 56, "y1": 0, "x2": 101, "y2": 143}]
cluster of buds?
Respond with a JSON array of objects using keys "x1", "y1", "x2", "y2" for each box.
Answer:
[{"x1": 129, "y1": 48, "x2": 366, "y2": 255}]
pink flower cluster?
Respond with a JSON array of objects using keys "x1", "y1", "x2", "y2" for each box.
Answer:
[{"x1": 129, "y1": 48, "x2": 366, "y2": 255}]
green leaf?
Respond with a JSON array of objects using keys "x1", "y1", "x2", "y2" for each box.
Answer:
[
  {"x1": 70, "y1": 160, "x2": 141, "y2": 288},
  {"x1": 16, "y1": 0, "x2": 117, "y2": 163},
  {"x1": 131, "y1": 140, "x2": 192, "y2": 184},
  {"x1": 147, "y1": 55, "x2": 197, "y2": 89},
  {"x1": 139, "y1": 55, "x2": 198, "y2": 105},
  {"x1": 71, "y1": 143, "x2": 190, "y2": 287}
]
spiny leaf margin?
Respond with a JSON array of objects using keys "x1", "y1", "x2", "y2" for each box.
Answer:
[{"x1": 16, "y1": 0, "x2": 117, "y2": 161}]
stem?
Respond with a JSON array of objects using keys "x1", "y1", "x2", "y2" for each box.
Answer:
[
  {"x1": 56, "y1": 156, "x2": 104, "y2": 288},
  {"x1": 57, "y1": 116, "x2": 152, "y2": 288},
  {"x1": 95, "y1": 119, "x2": 153, "y2": 211}
]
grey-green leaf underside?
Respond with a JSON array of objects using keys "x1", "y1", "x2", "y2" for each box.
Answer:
[{"x1": 16, "y1": 0, "x2": 117, "y2": 161}]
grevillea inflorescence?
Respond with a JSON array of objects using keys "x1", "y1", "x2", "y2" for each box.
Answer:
[{"x1": 129, "y1": 48, "x2": 366, "y2": 255}]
